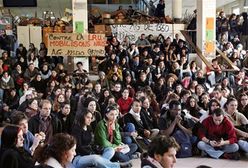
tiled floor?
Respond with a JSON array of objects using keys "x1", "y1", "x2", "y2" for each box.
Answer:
[{"x1": 132, "y1": 156, "x2": 248, "y2": 168}]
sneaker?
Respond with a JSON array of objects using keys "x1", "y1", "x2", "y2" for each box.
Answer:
[
  {"x1": 119, "y1": 161, "x2": 132, "y2": 168},
  {"x1": 201, "y1": 151, "x2": 208, "y2": 157},
  {"x1": 222, "y1": 152, "x2": 240, "y2": 160},
  {"x1": 131, "y1": 152, "x2": 141, "y2": 159}
]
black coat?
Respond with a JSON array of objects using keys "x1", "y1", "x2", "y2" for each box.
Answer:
[
  {"x1": 123, "y1": 113, "x2": 146, "y2": 137},
  {"x1": 57, "y1": 112, "x2": 74, "y2": 134},
  {"x1": 71, "y1": 125, "x2": 93, "y2": 156},
  {"x1": 0, "y1": 148, "x2": 34, "y2": 168}
]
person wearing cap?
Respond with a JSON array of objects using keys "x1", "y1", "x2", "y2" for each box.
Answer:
[{"x1": 95, "y1": 105, "x2": 138, "y2": 164}]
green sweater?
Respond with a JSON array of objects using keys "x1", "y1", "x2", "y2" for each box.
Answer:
[{"x1": 94, "y1": 119, "x2": 122, "y2": 148}]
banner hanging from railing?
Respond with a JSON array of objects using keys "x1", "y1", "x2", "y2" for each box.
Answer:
[{"x1": 110, "y1": 23, "x2": 185, "y2": 43}]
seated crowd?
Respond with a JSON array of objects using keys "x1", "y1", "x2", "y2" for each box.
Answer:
[{"x1": 0, "y1": 11, "x2": 248, "y2": 168}]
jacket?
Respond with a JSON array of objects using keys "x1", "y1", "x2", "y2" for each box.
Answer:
[
  {"x1": 94, "y1": 119, "x2": 122, "y2": 148},
  {"x1": 28, "y1": 113, "x2": 62, "y2": 138}
]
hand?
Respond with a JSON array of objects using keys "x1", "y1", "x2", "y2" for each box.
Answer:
[
  {"x1": 39, "y1": 132, "x2": 46, "y2": 143},
  {"x1": 130, "y1": 131, "x2": 138, "y2": 138},
  {"x1": 32, "y1": 134, "x2": 43, "y2": 148},
  {"x1": 115, "y1": 146, "x2": 124, "y2": 152},
  {"x1": 215, "y1": 138, "x2": 225, "y2": 147},
  {"x1": 209, "y1": 140, "x2": 219, "y2": 147},
  {"x1": 144, "y1": 129, "x2": 151, "y2": 138},
  {"x1": 175, "y1": 115, "x2": 182, "y2": 124}
]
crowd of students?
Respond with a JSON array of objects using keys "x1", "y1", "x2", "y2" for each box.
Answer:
[{"x1": 0, "y1": 10, "x2": 248, "y2": 168}]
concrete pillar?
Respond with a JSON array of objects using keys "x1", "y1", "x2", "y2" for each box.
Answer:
[
  {"x1": 172, "y1": 0, "x2": 182, "y2": 21},
  {"x1": 196, "y1": 0, "x2": 216, "y2": 70}
]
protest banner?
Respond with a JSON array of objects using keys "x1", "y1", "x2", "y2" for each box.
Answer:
[
  {"x1": 110, "y1": 23, "x2": 185, "y2": 43},
  {"x1": 47, "y1": 33, "x2": 106, "y2": 56}
]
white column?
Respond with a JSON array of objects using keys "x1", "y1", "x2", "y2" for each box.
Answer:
[
  {"x1": 197, "y1": 0, "x2": 216, "y2": 55},
  {"x1": 172, "y1": 0, "x2": 182, "y2": 20},
  {"x1": 71, "y1": 0, "x2": 89, "y2": 72},
  {"x1": 196, "y1": 0, "x2": 216, "y2": 70}
]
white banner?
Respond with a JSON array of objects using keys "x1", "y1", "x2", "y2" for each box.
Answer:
[{"x1": 110, "y1": 23, "x2": 185, "y2": 43}]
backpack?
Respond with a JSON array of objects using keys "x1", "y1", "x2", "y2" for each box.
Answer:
[{"x1": 172, "y1": 129, "x2": 192, "y2": 158}]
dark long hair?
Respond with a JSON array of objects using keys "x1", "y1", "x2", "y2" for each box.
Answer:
[
  {"x1": 73, "y1": 110, "x2": 92, "y2": 129},
  {"x1": 1, "y1": 125, "x2": 21, "y2": 149},
  {"x1": 33, "y1": 133, "x2": 76, "y2": 164}
]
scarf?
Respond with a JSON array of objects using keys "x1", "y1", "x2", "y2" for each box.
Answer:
[
  {"x1": 129, "y1": 109, "x2": 141, "y2": 121},
  {"x1": 107, "y1": 121, "x2": 115, "y2": 143},
  {"x1": 2, "y1": 75, "x2": 10, "y2": 83}
]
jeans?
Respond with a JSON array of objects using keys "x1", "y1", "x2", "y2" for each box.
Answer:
[
  {"x1": 102, "y1": 147, "x2": 115, "y2": 160},
  {"x1": 73, "y1": 155, "x2": 120, "y2": 168},
  {"x1": 197, "y1": 141, "x2": 239, "y2": 159},
  {"x1": 113, "y1": 143, "x2": 138, "y2": 162},
  {"x1": 238, "y1": 140, "x2": 248, "y2": 153}
]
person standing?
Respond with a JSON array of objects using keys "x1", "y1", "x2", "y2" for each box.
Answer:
[{"x1": 241, "y1": 12, "x2": 248, "y2": 50}]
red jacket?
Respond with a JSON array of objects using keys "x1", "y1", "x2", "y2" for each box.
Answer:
[{"x1": 198, "y1": 116, "x2": 237, "y2": 144}]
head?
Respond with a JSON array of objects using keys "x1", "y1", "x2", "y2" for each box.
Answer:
[
  {"x1": 105, "y1": 105, "x2": 119, "y2": 122},
  {"x1": 201, "y1": 93, "x2": 210, "y2": 104},
  {"x1": 1, "y1": 125, "x2": 24, "y2": 148},
  {"x1": 212, "y1": 108, "x2": 224, "y2": 126},
  {"x1": 140, "y1": 96, "x2": 150, "y2": 109},
  {"x1": 169, "y1": 100, "x2": 181, "y2": 118},
  {"x1": 114, "y1": 83, "x2": 122, "y2": 92},
  {"x1": 28, "y1": 98, "x2": 39, "y2": 111},
  {"x1": 99, "y1": 71, "x2": 106, "y2": 79},
  {"x1": 11, "y1": 111, "x2": 29, "y2": 134},
  {"x1": 61, "y1": 103, "x2": 71, "y2": 116},
  {"x1": 225, "y1": 97, "x2": 238, "y2": 115},
  {"x1": 240, "y1": 93, "x2": 248, "y2": 107},
  {"x1": 74, "y1": 111, "x2": 93, "y2": 128},
  {"x1": 122, "y1": 88, "x2": 130, "y2": 100},
  {"x1": 208, "y1": 99, "x2": 221, "y2": 115},
  {"x1": 195, "y1": 84, "x2": 205, "y2": 96},
  {"x1": 94, "y1": 83, "x2": 101, "y2": 93},
  {"x1": 76, "y1": 62, "x2": 83, "y2": 69},
  {"x1": 34, "y1": 133, "x2": 76, "y2": 166},
  {"x1": 84, "y1": 97, "x2": 97, "y2": 113},
  {"x1": 131, "y1": 99, "x2": 142, "y2": 113},
  {"x1": 56, "y1": 94, "x2": 65, "y2": 103},
  {"x1": 39, "y1": 99, "x2": 52, "y2": 118},
  {"x1": 186, "y1": 96, "x2": 198, "y2": 108},
  {"x1": 212, "y1": 88, "x2": 222, "y2": 100},
  {"x1": 180, "y1": 90, "x2": 191, "y2": 103},
  {"x1": 147, "y1": 135, "x2": 179, "y2": 168}
]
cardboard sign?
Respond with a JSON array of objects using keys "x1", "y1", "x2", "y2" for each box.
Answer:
[{"x1": 47, "y1": 33, "x2": 106, "y2": 56}]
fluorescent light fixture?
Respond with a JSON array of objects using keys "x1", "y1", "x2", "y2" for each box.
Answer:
[{"x1": 244, "y1": 0, "x2": 248, "y2": 9}]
